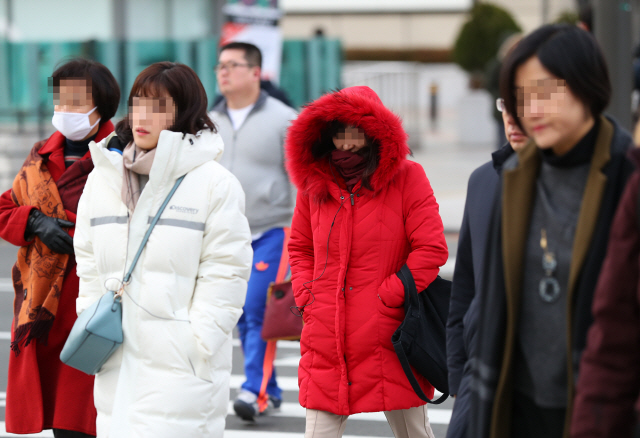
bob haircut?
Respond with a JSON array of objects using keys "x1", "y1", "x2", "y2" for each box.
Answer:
[
  {"x1": 311, "y1": 120, "x2": 380, "y2": 191},
  {"x1": 51, "y1": 58, "x2": 121, "y2": 123},
  {"x1": 500, "y1": 24, "x2": 611, "y2": 130},
  {"x1": 116, "y1": 62, "x2": 216, "y2": 144}
]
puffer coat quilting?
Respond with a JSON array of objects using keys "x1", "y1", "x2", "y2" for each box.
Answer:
[
  {"x1": 74, "y1": 129, "x2": 252, "y2": 437},
  {"x1": 285, "y1": 86, "x2": 449, "y2": 415}
]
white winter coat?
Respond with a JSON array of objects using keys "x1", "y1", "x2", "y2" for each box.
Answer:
[{"x1": 74, "y1": 129, "x2": 252, "y2": 438}]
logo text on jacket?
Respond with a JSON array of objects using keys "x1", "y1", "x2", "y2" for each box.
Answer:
[{"x1": 169, "y1": 205, "x2": 199, "y2": 214}]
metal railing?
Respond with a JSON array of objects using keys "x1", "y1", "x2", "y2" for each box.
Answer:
[
  {"x1": 343, "y1": 62, "x2": 423, "y2": 149},
  {"x1": 0, "y1": 37, "x2": 342, "y2": 124}
]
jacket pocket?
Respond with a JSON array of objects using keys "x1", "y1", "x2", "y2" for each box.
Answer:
[
  {"x1": 376, "y1": 294, "x2": 405, "y2": 323},
  {"x1": 377, "y1": 279, "x2": 405, "y2": 309},
  {"x1": 185, "y1": 327, "x2": 212, "y2": 383},
  {"x1": 175, "y1": 309, "x2": 212, "y2": 383}
]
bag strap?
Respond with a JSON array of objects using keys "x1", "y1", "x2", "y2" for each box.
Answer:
[
  {"x1": 396, "y1": 265, "x2": 448, "y2": 405},
  {"x1": 399, "y1": 265, "x2": 420, "y2": 314},
  {"x1": 392, "y1": 339, "x2": 449, "y2": 404},
  {"x1": 123, "y1": 175, "x2": 186, "y2": 284}
]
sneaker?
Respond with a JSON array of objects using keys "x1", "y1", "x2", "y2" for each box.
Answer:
[
  {"x1": 233, "y1": 390, "x2": 258, "y2": 421},
  {"x1": 233, "y1": 390, "x2": 283, "y2": 421},
  {"x1": 263, "y1": 395, "x2": 282, "y2": 415}
]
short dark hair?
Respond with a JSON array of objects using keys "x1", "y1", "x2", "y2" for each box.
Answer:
[
  {"x1": 311, "y1": 120, "x2": 380, "y2": 191},
  {"x1": 219, "y1": 42, "x2": 262, "y2": 69},
  {"x1": 115, "y1": 62, "x2": 216, "y2": 144},
  {"x1": 51, "y1": 58, "x2": 120, "y2": 122},
  {"x1": 500, "y1": 24, "x2": 610, "y2": 129}
]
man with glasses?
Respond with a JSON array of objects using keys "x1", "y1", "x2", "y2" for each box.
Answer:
[
  {"x1": 496, "y1": 98, "x2": 529, "y2": 151},
  {"x1": 209, "y1": 41, "x2": 297, "y2": 422},
  {"x1": 445, "y1": 97, "x2": 528, "y2": 438}
]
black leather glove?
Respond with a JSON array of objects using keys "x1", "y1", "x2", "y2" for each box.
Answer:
[{"x1": 25, "y1": 209, "x2": 75, "y2": 254}]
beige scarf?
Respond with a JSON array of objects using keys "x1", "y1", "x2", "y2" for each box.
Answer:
[{"x1": 122, "y1": 142, "x2": 156, "y2": 211}]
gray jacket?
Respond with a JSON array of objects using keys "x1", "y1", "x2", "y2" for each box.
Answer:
[{"x1": 210, "y1": 91, "x2": 297, "y2": 236}]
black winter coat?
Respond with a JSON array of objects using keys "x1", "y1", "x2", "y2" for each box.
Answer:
[{"x1": 446, "y1": 145, "x2": 513, "y2": 438}]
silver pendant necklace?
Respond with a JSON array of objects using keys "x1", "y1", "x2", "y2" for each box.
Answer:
[{"x1": 539, "y1": 228, "x2": 561, "y2": 303}]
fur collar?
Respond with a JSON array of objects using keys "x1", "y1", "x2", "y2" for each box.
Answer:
[{"x1": 285, "y1": 86, "x2": 410, "y2": 203}]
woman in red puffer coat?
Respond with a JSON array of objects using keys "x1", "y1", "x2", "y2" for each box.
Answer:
[{"x1": 286, "y1": 86, "x2": 448, "y2": 438}]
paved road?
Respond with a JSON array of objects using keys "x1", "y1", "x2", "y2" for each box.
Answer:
[{"x1": 0, "y1": 244, "x2": 453, "y2": 437}]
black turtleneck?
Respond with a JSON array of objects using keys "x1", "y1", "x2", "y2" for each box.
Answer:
[
  {"x1": 540, "y1": 118, "x2": 599, "y2": 168},
  {"x1": 64, "y1": 133, "x2": 97, "y2": 168}
]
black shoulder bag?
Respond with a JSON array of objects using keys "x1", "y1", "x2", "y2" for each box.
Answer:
[{"x1": 391, "y1": 264, "x2": 451, "y2": 404}]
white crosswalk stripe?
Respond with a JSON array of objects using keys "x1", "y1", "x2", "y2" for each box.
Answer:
[
  {"x1": 227, "y1": 340, "x2": 453, "y2": 437},
  {"x1": 0, "y1": 279, "x2": 12, "y2": 293},
  {"x1": 230, "y1": 374, "x2": 300, "y2": 391},
  {"x1": 274, "y1": 355, "x2": 301, "y2": 367},
  {"x1": 227, "y1": 401, "x2": 452, "y2": 425},
  {"x1": 232, "y1": 338, "x2": 301, "y2": 349}
]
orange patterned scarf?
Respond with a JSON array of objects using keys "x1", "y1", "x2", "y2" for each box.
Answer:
[{"x1": 10, "y1": 146, "x2": 69, "y2": 355}]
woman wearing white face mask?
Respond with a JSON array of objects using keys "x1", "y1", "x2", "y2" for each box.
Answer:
[{"x1": 0, "y1": 58, "x2": 120, "y2": 438}]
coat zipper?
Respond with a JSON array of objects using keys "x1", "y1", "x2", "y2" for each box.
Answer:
[{"x1": 344, "y1": 189, "x2": 358, "y2": 390}]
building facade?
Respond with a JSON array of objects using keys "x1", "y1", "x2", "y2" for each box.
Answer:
[{"x1": 2, "y1": 0, "x2": 575, "y2": 49}]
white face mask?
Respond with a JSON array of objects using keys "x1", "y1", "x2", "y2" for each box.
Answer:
[{"x1": 52, "y1": 107, "x2": 100, "y2": 141}]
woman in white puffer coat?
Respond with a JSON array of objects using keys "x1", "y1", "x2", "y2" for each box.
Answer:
[{"x1": 73, "y1": 62, "x2": 252, "y2": 437}]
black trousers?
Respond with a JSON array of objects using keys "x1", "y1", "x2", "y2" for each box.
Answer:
[
  {"x1": 511, "y1": 391, "x2": 566, "y2": 438},
  {"x1": 52, "y1": 429, "x2": 95, "y2": 438}
]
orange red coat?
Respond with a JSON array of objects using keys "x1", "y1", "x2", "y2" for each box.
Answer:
[{"x1": 0, "y1": 121, "x2": 113, "y2": 435}]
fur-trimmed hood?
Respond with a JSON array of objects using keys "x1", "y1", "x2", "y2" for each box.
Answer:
[{"x1": 285, "y1": 86, "x2": 410, "y2": 202}]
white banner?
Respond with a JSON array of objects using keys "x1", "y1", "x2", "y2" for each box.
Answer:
[
  {"x1": 220, "y1": 21, "x2": 283, "y2": 84},
  {"x1": 280, "y1": 0, "x2": 472, "y2": 13},
  {"x1": 221, "y1": 2, "x2": 283, "y2": 84}
]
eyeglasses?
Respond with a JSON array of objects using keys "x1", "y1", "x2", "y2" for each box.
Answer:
[
  {"x1": 214, "y1": 62, "x2": 254, "y2": 73},
  {"x1": 496, "y1": 98, "x2": 505, "y2": 113}
]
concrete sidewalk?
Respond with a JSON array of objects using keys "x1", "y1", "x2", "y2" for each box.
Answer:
[
  {"x1": 411, "y1": 141, "x2": 494, "y2": 279},
  {"x1": 409, "y1": 106, "x2": 498, "y2": 278},
  {"x1": 412, "y1": 143, "x2": 493, "y2": 234}
]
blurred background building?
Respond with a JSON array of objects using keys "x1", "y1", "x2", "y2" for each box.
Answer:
[
  {"x1": 0, "y1": 0, "x2": 638, "y2": 163},
  {"x1": 281, "y1": 0, "x2": 574, "y2": 60}
]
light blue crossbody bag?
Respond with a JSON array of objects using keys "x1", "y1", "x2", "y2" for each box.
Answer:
[{"x1": 60, "y1": 175, "x2": 186, "y2": 375}]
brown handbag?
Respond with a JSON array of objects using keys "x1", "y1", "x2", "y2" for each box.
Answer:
[{"x1": 261, "y1": 280, "x2": 303, "y2": 341}]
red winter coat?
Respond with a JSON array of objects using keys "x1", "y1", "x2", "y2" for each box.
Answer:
[
  {"x1": 571, "y1": 148, "x2": 640, "y2": 438},
  {"x1": 286, "y1": 86, "x2": 448, "y2": 415},
  {"x1": 0, "y1": 122, "x2": 113, "y2": 435}
]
